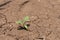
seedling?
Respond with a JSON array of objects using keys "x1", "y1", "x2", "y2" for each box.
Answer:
[{"x1": 16, "y1": 16, "x2": 30, "y2": 30}]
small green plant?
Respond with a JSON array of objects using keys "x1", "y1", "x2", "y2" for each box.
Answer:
[{"x1": 16, "y1": 16, "x2": 30, "y2": 30}]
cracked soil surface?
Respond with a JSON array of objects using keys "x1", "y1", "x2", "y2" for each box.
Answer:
[{"x1": 0, "y1": 0, "x2": 60, "y2": 40}]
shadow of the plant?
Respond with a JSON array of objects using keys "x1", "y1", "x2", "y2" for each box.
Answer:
[{"x1": 17, "y1": 24, "x2": 30, "y2": 31}]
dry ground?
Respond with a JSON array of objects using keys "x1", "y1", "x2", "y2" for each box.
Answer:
[{"x1": 0, "y1": 0, "x2": 60, "y2": 40}]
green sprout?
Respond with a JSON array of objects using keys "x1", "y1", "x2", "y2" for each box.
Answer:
[{"x1": 16, "y1": 16, "x2": 30, "y2": 30}]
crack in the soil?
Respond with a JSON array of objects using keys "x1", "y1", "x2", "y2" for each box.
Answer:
[
  {"x1": 0, "y1": 1, "x2": 11, "y2": 10},
  {"x1": 21, "y1": 0, "x2": 29, "y2": 6},
  {"x1": 19, "y1": 0, "x2": 29, "y2": 11},
  {"x1": 0, "y1": 1, "x2": 11, "y2": 7},
  {"x1": 37, "y1": 38, "x2": 44, "y2": 40},
  {"x1": 33, "y1": 38, "x2": 44, "y2": 40}
]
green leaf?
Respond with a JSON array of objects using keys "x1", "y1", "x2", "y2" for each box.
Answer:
[
  {"x1": 24, "y1": 25, "x2": 28, "y2": 29},
  {"x1": 16, "y1": 20, "x2": 23, "y2": 24},
  {"x1": 24, "y1": 16, "x2": 29, "y2": 22},
  {"x1": 16, "y1": 16, "x2": 30, "y2": 25}
]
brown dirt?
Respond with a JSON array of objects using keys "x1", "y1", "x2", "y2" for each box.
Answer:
[{"x1": 0, "y1": 0, "x2": 60, "y2": 40}]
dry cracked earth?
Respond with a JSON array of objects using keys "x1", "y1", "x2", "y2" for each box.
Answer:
[{"x1": 0, "y1": 0, "x2": 60, "y2": 40}]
